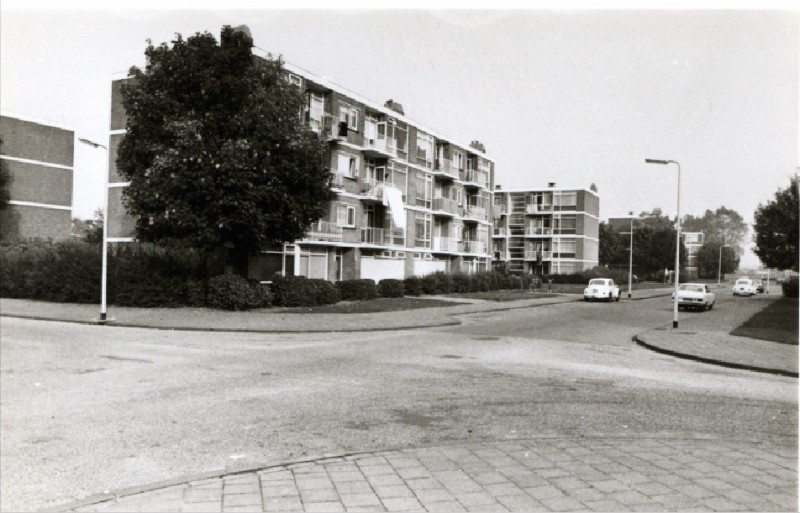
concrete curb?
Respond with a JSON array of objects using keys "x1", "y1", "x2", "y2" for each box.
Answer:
[
  {"x1": 632, "y1": 334, "x2": 799, "y2": 378},
  {"x1": 46, "y1": 433, "x2": 765, "y2": 513}
]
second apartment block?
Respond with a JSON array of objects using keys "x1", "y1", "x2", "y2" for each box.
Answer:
[{"x1": 492, "y1": 185, "x2": 599, "y2": 275}]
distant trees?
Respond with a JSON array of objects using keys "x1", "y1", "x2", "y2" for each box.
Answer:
[
  {"x1": 0, "y1": 138, "x2": 9, "y2": 211},
  {"x1": 753, "y1": 179, "x2": 799, "y2": 271},
  {"x1": 682, "y1": 206, "x2": 748, "y2": 255},
  {"x1": 71, "y1": 209, "x2": 104, "y2": 243},
  {"x1": 695, "y1": 243, "x2": 738, "y2": 279},
  {"x1": 599, "y1": 214, "x2": 686, "y2": 278},
  {"x1": 117, "y1": 25, "x2": 332, "y2": 275}
]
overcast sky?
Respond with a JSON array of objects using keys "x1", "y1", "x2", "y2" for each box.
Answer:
[{"x1": 1, "y1": 6, "x2": 797, "y2": 268}]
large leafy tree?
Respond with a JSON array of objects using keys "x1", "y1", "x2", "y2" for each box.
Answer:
[
  {"x1": 695, "y1": 243, "x2": 738, "y2": 279},
  {"x1": 600, "y1": 215, "x2": 686, "y2": 278},
  {"x1": 118, "y1": 26, "x2": 332, "y2": 272},
  {"x1": 598, "y1": 222, "x2": 625, "y2": 267},
  {"x1": 682, "y1": 206, "x2": 748, "y2": 255},
  {"x1": 753, "y1": 179, "x2": 799, "y2": 270}
]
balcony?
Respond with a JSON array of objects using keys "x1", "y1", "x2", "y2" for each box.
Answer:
[
  {"x1": 526, "y1": 227, "x2": 552, "y2": 236},
  {"x1": 362, "y1": 137, "x2": 396, "y2": 159},
  {"x1": 491, "y1": 204, "x2": 507, "y2": 218},
  {"x1": 493, "y1": 227, "x2": 507, "y2": 237},
  {"x1": 361, "y1": 227, "x2": 405, "y2": 246},
  {"x1": 320, "y1": 114, "x2": 348, "y2": 141},
  {"x1": 463, "y1": 240, "x2": 488, "y2": 254},
  {"x1": 359, "y1": 179, "x2": 385, "y2": 201},
  {"x1": 330, "y1": 173, "x2": 345, "y2": 189},
  {"x1": 524, "y1": 250, "x2": 553, "y2": 261},
  {"x1": 433, "y1": 158, "x2": 460, "y2": 180},
  {"x1": 304, "y1": 220, "x2": 343, "y2": 242},
  {"x1": 526, "y1": 203, "x2": 553, "y2": 215},
  {"x1": 463, "y1": 169, "x2": 489, "y2": 189},
  {"x1": 432, "y1": 197, "x2": 459, "y2": 216},
  {"x1": 463, "y1": 206, "x2": 487, "y2": 221},
  {"x1": 432, "y1": 236, "x2": 458, "y2": 252}
]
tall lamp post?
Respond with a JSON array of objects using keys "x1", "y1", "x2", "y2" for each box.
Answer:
[
  {"x1": 645, "y1": 158, "x2": 681, "y2": 328},
  {"x1": 627, "y1": 211, "x2": 634, "y2": 299},
  {"x1": 717, "y1": 235, "x2": 729, "y2": 287},
  {"x1": 78, "y1": 137, "x2": 111, "y2": 324}
]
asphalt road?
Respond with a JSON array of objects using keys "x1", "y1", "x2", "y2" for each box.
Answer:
[{"x1": 0, "y1": 292, "x2": 796, "y2": 511}]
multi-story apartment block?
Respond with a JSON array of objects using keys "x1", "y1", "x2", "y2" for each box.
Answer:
[
  {"x1": 682, "y1": 231, "x2": 704, "y2": 275},
  {"x1": 491, "y1": 185, "x2": 599, "y2": 275},
  {"x1": 106, "y1": 59, "x2": 495, "y2": 282},
  {"x1": 0, "y1": 113, "x2": 74, "y2": 241}
]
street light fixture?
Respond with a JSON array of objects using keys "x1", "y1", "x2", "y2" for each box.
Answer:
[
  {"x1": 78, "y1": 137, "x2": 111, "y2": 324},
  {"x1": 645, "y1": 158, "x2": 682, "y2": 328}
]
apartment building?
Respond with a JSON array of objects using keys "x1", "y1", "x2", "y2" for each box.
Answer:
[
  {"x1": 0, "y1": 113, "x2": 74, "y2": 241},
  {"x1": 106, "y1": 60, "x2": 495, "y2": 282},
  {"x1": 491, "y1": 185, "x2": 599, "y2": 275},
  {"x1": 682, "y1": 231, "x2": 704, "y2": 276}
]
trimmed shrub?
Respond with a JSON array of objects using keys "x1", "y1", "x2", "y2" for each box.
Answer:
[
  {"x1": 186, "y1": 279, "x2": 207, "y2": 307},
  {"x1": 337, "y1": 279, "x2": 378, "y2": 301},
  {"x1": 404, "y1": 276, "x2": 422, "y2": 296},
  {"x1": 420, "y1": 274, "x2": 439, "y2": 295},
  {"x1": 270, "y1": 275, "x2": 340, "y2": 307},
  {"x1": 782, "y1": 276, "x2": 799, "y2": 298},
  {"x1": 115, "y1": 277, "x2": 188, "y2": 308},
  {"x1": 378, "y1": 279, "x2": 404, "y2": 298},
  {"x1": 206, "y1": 274, "x2": 268, "y2": 311}
]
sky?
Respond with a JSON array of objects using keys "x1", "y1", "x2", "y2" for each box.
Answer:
[{"x1": 1, "y1": 4, "x2": 797, "y2": 268}]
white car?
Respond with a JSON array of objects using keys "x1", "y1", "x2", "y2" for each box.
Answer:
[
  {"x1": 583, "y1": 278, "x2": 620, "y2": 302},
  {"x1": 673, "y1": 283, "x2": 715, "y2": 311},
  {"x1": 732, "y1": 278, "x2": 757, "y2": 296}
]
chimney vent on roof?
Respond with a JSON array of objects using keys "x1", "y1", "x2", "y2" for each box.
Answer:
[
  {"x1": 495, "y1": 185, "x2": 502, "y2": 190},
  {"x1": 548, "y1": 182, "x2": 556, "y2": 188},
  {"x1": 384, "y1": 99, "x2": 404, "y2": 115},
  {"x1": 469, "y1": 140, "x2": 486, "y2": 153}
]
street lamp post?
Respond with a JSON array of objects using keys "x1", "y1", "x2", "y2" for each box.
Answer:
[
  {"x1": 717, "y1": 235, "x2": 729, "y2": 287},
  {"x1": 628, "y1": 211, "x2": 634, "y2": 299},
  {"x1": 78, "y1": 137, "x2": 111, "y2": 324},
  {"x1": 645, "y1": 158, "x2": 681, "y2": 328}
]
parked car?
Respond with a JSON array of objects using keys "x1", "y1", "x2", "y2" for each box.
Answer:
[
  {"x1": 672, "y1": 283, "x2": 715, "y2": 311},
  {"x1": 753, "y1": 279, "x2": 765, "y2": 293},
  {"x1": 732, "y1": 278, "x2": 757, "y2": 296},
  {"x1": 583, "y1": 278, "x2": 620, "y2": 302}
]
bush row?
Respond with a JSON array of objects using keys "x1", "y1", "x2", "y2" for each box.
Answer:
[{"x1": 782, "y1": 276, "x2": 799, "y2": 298}]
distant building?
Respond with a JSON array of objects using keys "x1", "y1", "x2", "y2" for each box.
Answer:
[
  {"x1": 0, "y1": 113, "x2": 74, "y2": 241},
  {"x1": 682, "y1": 231, "x2": 705, "y2": 274},
  {"x1": 607, "y1": 208, "x2": 668, "y2": 231},
  {"x1": 491, "y1": 185, "x2": 599, "y2": 274}
]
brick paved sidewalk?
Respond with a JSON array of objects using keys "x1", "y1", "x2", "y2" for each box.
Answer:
[{"x1": 60, "y1": 437, "x2": 796, "y2": 512}]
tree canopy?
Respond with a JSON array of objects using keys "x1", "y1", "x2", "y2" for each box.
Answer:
[
  {"x1": 117, "y1": 26, "x2": 332, "y2": 269},
  {"x1": 682, "y1": 206, "x2": 748, "y2": 256},
  {"x1": 753, "y1": 179, "x2": 799, "y2": 271},
  {"x1": 695, "y1": 243, "x2": 738, "y2": 279},
  {"x1": 599, "y1": 215, "x2": 686, "y2": 278}
]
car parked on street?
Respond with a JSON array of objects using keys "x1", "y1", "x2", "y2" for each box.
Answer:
[
  {"x1": 732, "y1": 278, "x2": 757, "y2": 296},
  {"x1": 672, "y1": 283, "x2": 715, "y2": 311},
  {"x1": 583, "y1": 278, "x2": 620, "y2": 302}
]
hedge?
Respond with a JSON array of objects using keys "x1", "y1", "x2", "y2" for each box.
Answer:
[
  {"x1": 270, "y1": 275, "x2": 340, "y2": 307},
  {"x1": 404, "y1": 276, "x2": 422, "y2": 296},
  {"x1": 782, "y1": 276, "x2": 799, "y2": 298},
  {"x1": 337, "y1": 279, "x2": 378, "y2": 301},
  {"x1": 378, "y1": 279, "x2": 404, "y2": 298},
  {"x1": 207, "y1": 274, "x2": 271, "y2": 311}
]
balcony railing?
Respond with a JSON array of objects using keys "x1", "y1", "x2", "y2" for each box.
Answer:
[
  {"x1": 463, "y1": 240, "x2": 488, "y2": 254},
  {"x1": 432, "y1": 197, "x2": 459, "y2": 215},
  {"x1": 305, "y1": 220, "x2": 343, "y2": 242},
  {"x1": 434, "y1": 158, "x2": 460, "y2": 180},
  {"x1": 361, "y1": 227, "x2": 405, "y2": 246},
  {"x1": 463, "y1": 170, "x2": 489, "y2": 188},
  {"x1": 524, "y1": 250, "x2": 553, "y2": 260},
  {"x1": 525, "y1": 204, "x2": 553, "y2": 214},
  {"x1": 360, "y1": 178, "x2": 385, "y2": 198},
  {"x1": 363, "y1": 136, "x2": 396, "y2": 157},
  {"x1": 464, "y1": 206, "x2": 487, "y2": 221},
  {"x1": 493, "y1": 227, "x2": 507, "y2": 236},
  {"x1": 330, "y1": 173, "x2": 345, "y2": 189},
  {"x1": 432, "y1": 236, "x2": 457, "y2": 252},
  {"x1": 526, "y1": 227, "x2": 552, "y2": 236}
]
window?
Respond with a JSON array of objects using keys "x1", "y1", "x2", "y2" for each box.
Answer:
[
  {"x1": 452, "y1": 151, "x2": 463, "y2": 170},
  {"x1": 416, "y1": 132, "x2": 434, "y2": 169},
  {"x1": 555, "y1": 216, "x2": 577, "y2": 234},
  {"x1": 337, "y1": 152, "x2": 358, "y2": 178},
  {"x1": 555, "y1": 192, "x2": 577, "y2": 209},
  {"x1": 389, "y1": 162, "x2": 408, "y2": 200},
  {"x1": 307, "y1": 92, "x2": 325, "y2": 132},
  {"x1": 395, "y1": 123, "x2": 408, "y2": 155},
  {"x1": 456, "y1": 188, "x2": 463, "y2": 207},
  {"x1": 336, "y1": 204, "x2": 356, "y2": 228},
  {"x1": 414, "y1": 213, "x2": 432, "y2": 248},
  {"x1": 415, "y1": 171, "x2": 432, "y2": 209},
  {"x1": 286, "y1": 73, "x2": 302, "y2": 87},
  {"x1": 339, "y1": 103, "x2": 359, "y2": 131}
]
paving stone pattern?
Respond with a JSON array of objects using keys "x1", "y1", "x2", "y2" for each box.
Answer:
[{"x1": 70, "y1": 438, "x2": 797, "y2": 512}]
